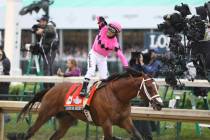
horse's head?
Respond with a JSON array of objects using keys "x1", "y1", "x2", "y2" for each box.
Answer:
[{"x1": 136, "y1": 74, "x2": 163, "y2": 111}]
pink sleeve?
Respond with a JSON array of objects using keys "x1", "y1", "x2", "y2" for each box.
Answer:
[{"x1": 116, "y1": 49, "x2": 128, "y2": 67}]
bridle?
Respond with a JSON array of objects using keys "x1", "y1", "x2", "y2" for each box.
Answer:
[{"x1": 136, "y1": 78, "x2": 160, "y2": 101}]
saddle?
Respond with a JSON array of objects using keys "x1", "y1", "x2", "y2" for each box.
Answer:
[
  {"x1": 64, "y1": 81, "x2": 102, "y2": 122},
  {"x1": 64, "y1": 81, "x2": 101, "y2": 111}
]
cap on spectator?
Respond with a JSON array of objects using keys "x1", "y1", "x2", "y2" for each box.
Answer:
[{"x1": 37, "y1": 15, "x2": 49, "y2": 22}]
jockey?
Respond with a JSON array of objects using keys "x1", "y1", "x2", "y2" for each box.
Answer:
[{"x1": 79, "y1": 16, "x2": 128, "y2": 97}]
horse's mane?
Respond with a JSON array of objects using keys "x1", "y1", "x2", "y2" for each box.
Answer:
[{"x1": 104, "y1": 68, "x2": 143, "y2": 82}]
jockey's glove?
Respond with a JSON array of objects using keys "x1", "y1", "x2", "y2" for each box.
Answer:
[{"x1": 97, "y1": 16, "x2": 107, "y2": 26}]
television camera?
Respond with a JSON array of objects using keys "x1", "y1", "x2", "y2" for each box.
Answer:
[{"x1": 157, "y1": 3, "x2": 210, "y2": 87}]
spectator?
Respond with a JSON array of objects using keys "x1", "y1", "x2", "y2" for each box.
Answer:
[
  {"x1": 0, "y1": 48, "x2": 11, "y2": 123},
  {"x1": 57, "y1": 59, "x2": 81, "y2": 77},
  {"x1": 0, "y1": 48, "x2": 10, "y2": 99}
]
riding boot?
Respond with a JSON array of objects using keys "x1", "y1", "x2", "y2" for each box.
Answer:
[{"x1": 79, "y1": 78, "x2": 90, "y2": 97}]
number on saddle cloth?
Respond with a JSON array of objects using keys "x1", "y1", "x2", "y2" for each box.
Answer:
[
  {"x1": 64, "y1": 84, "x2": 84, "y2": 111},
  {"x1": 64, "y1": 82, "x2": 102, "y2": 111}
]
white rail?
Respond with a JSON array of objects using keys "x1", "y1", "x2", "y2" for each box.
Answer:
[
  {"x1": 0, "y1": 75, "x2": 209, "y2": 87},
  {"x1": 0, "y1": 101, "x2": 210, "y2": 139}
]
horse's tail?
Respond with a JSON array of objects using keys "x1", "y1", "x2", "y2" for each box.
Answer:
[{"x1": 17, "y1": 88, "x2": 50, "y2": 122}]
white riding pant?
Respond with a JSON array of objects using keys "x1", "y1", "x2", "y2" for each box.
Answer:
[{"x1": 85, "y1": 50, "x2": 108, "y2": 80}]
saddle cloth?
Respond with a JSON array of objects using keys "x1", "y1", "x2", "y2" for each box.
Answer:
[{"x1": 64, "y1": 81, "x2": 101, "y2": 111}]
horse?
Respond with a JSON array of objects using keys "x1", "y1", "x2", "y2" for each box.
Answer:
[{"x1": 17, "y1": 70, "x2": 163, "y2": 140}]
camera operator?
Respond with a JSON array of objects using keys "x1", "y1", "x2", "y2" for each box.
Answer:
[
  {"x1": 141, "y1": 49, "x2": 162, "y2": 77},
  {"x1": 32, "y1": 15, "x2": 58, "y2": 88},
  {"x1": 129, "y1": 52, "x2": 144, "y2": 71}
]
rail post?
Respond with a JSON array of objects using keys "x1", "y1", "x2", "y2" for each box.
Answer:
[{"x1": 0, "y1": 111, "x2": 4, "y2": 140}]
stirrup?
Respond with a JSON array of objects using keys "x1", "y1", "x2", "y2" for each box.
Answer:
[{"x1": 79, "y1": 91, "x2": 87, "y2": 97}]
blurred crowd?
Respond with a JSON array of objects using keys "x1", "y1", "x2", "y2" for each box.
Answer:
[{"x1": 63, "y1": 43, "x2": 88, "y2": 59}]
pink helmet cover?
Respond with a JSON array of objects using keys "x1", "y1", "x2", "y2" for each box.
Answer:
[{"x1": 109, "y1": 21, "x2": 122, "y2": 33}]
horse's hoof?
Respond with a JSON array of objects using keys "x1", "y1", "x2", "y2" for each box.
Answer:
[
  {"x1": 130, "y1": 137, "x2": 144, "y2": 140},
  {"x1": 7, "y1": 132, "x2": 17, "y2": 140},
  {"x1": 112, "y1": 136, "x2": 123, "y2": 140},
  {"x1": 7, "y1": 132, "x2": 26, "y2": 140}
]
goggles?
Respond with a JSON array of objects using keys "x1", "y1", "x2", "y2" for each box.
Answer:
[{"x1": 108, "y1": 26, "x2": 117, "y2": 34}]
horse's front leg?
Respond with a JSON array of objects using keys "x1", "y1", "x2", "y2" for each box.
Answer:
[
  {"x1": 119, "y1": 117, "x2": 143, "y2": 140},
  {"x1": 101, "y1": 120, "x2": 122, "y2": 140}
]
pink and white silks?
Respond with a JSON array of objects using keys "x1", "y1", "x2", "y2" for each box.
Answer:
[{"x1": 84, "y1": 23, "x2": 128, "y2": 80}]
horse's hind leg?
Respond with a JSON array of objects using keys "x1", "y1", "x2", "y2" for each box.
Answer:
[
  {"x1": 49, "y1": 112, "x2": 77, "y2": 140},
  {"x1": 24, "y1": 102, "x2": 57, "y2": 140},
  {"x1": 24, "y1": 112, "x2": 52, "y2": 140}
]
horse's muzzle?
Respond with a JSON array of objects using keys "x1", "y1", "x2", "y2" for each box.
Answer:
[{"x1": 151, "y1": 98, "x2": 164, "y2": 111}]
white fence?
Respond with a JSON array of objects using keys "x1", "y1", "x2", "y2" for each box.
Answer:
[{"x1": 0, "y1": 75, "x2": 209, "y2": 87}]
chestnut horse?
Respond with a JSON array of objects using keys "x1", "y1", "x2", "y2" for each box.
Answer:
[{"x1": 17, "y1": 71, "x2": 163, "y2": 140}]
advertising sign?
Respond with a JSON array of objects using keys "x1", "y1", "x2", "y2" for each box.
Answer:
[{"x1": 144, "y1": 32, "x2": 170, "y2": 52}]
